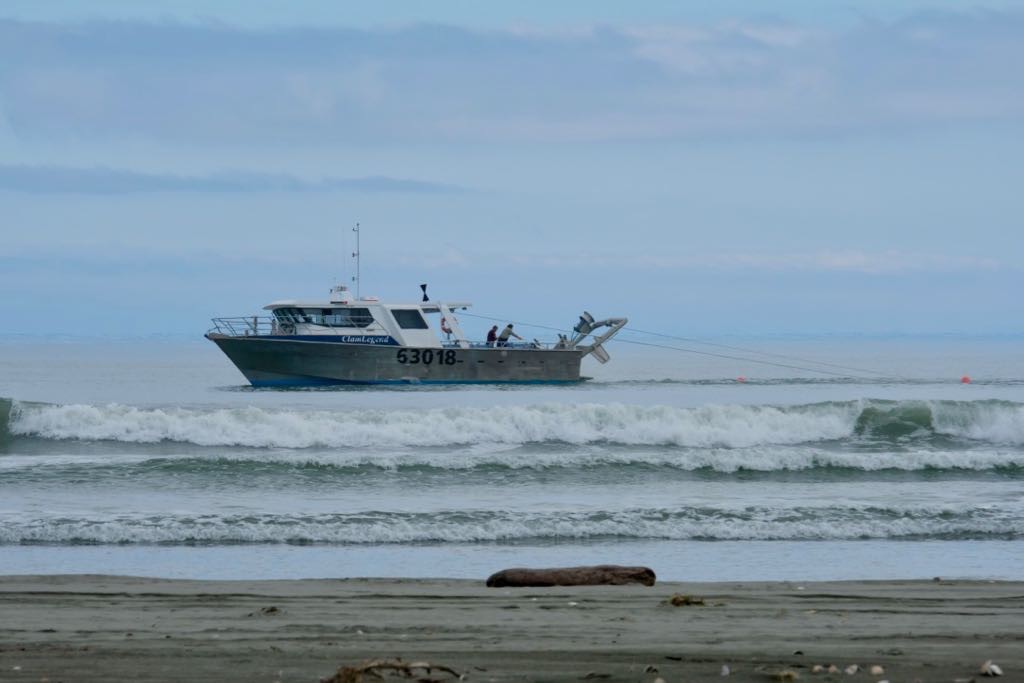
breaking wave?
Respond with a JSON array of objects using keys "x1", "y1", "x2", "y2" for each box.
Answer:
[
  {"x1": 3, "y1": 505, "x2": 1019, "y2": 545},
  {"x1": 2, "y1": 447, "x2": 1023, "y2": 475},
  {"x1": 3, "y1": 397, "x2": 1024, "y2": 450}
]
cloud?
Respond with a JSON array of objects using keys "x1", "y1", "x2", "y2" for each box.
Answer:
[
  {"x1": 504, "y1": 249, "x2": 1006, "y2": 274},
  {"x1": 8, "y1": 243, "x2": 996, "y2": 276},
  {"x1": 701, "y1": 250, "x2": 1005, "y2": 274},
  {"x1": 1, "y1": 12, "x2": 1022, "y2": 145},
  {"x1": 0, "y1": 164, "x2": 463, "y2": 194}
]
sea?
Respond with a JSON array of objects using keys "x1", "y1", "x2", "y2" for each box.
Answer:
[{"x1": 1, "y1": 335, "x2": 1022, "y2": 582}]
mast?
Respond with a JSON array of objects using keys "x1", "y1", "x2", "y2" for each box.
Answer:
[
  {"x1": 351, "y1": 222, "x2": 361, "y2": 299},
  {"x1": 339, "y1": 220, "x2": 347, "y2": 287}
]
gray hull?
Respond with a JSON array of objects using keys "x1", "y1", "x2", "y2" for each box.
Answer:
[{"x1": 206, "y1": 335, "x2": 585, "y2": 386}]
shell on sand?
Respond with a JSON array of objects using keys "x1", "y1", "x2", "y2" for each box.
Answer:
[{"x1": 980, "y1": 660, "x2": 1004, "y2": 676}]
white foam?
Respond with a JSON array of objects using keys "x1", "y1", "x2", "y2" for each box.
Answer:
[
  {"x1": 1, "y1": 446, "x2": 1022, "y2": 473},
  {"x1": 1, "y1": 505, "x2": 1019, "y2": 544},
  {"x1": 8, "y1": 399, "x2": 1024, "y2": 453},
  {"x1": 932, "y1": 400, "x2": 1024, "y2": 445},
  {"x1": 8, "y1": 400, "x2": 860, "y2": 449}
]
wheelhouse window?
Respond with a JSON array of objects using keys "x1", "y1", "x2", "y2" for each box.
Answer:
[
  {"x1": 272, "y1": 307, "x2": 374, "y2": 327},
  {"x1": 391, "y1": 309, "x2": 429, "y2": 329},
  {"x1": 273, "y1": 307, "x2": 306, "y2": 323},
  {"x1": 317, "y1": 307, "x2": 374, "y2": 328}
]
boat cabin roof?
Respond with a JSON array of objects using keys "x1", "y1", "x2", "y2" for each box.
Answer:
[{"x1": 262, "y1": 300, "x2": 472, "y2": 312}]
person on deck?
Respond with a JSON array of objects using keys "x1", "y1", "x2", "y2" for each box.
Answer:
[
  {"x1": 496, "y1": 324, "x2": 523, "y2": 347},
  {"x1": 486, "y1": 325, "x2": 499, "y2": 347}
]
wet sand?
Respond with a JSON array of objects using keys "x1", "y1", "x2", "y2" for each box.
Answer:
[{"x1": 1, "y1": 576, "x2": 1021, "y2": 682}]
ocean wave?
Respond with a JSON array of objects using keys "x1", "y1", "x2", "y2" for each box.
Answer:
[
  {"x1": 2, "y1": 505, "x2": 1018, "y2": 545},
  {"x1": 2, "y1": 447, "x2": 1023, "y2": 475},
  {"x1": 597, "y1": 378, "x2": 1024, "y2": 387},
  {"x1": 3, "y1": 397, "x2": 1024, "y2": 450}
]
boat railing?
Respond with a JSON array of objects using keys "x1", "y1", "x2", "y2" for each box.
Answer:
[
  {"x1": 209, "y1": 317, "x2": 567, "y2": 349},
  {"x1": 442, "y1": 340, "x2": 564, "y2": 350},
  {"x1": 208, "y1": 316, "x2": 278, "y2": 337}
]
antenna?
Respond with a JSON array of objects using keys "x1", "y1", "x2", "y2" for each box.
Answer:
[
  {"x1": 339, "y1": 221, "x2": 348, "y2": 287},
  {"x1": 351, "y1": 222, "x2": 361, "y2": 299}
]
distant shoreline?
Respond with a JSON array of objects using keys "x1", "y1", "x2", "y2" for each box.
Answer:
[{"x1": 1, "y1": 575, "x2": 1020, "y2": 682}]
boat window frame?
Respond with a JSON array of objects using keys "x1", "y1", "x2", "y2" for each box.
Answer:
[
  {"x1": 391, "y1": 308, "x2": 430, "y2": 330},
  {"x1": 271, "y1": 306, "x2": 375, "y2": 328},
  {"x1": 321, "y1": 307, "x2": 375, "y2": 328},
  {"x1": 272, "y1": 307, "x2": 304, "y2": 324}
]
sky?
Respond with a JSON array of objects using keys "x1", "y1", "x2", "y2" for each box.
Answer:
[{"x1": 1, "y1": 1, "x2": 1022, "y2": 337}]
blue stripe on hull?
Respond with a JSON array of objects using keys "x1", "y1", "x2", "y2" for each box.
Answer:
[
  {"x1": 249, "y1": 377, "x2": 587, "y2": 388},
  {"x1": 261, "y1": 335, "x2": 399, "y2": 345}
]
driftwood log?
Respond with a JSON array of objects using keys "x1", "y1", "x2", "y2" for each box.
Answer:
[
  {"x1": 485, "y1": 564, "x2": 656, "y2": 588},
  {"x1": 322, "y1": 659, "x2": 462, "y2": 683}
]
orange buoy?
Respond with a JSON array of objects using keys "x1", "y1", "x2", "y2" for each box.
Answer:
[{"x1": 961, "y1": 375, "x2": 971, "y2": 384}]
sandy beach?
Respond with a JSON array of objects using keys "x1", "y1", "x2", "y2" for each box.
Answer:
[{"x1": 0, "y1": 576, "x2": 1020, "y2": 682}]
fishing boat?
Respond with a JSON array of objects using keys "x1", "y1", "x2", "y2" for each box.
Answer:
[
  {"x1": 207, "y1": 224, "x2": 625, "y2": 387},
  {"x1": 206, "y1": 283, "x2": 627, "y2": 387}
]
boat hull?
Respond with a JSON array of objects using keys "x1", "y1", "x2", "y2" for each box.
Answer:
[{"x1": 206, "y1": 335, "x2": 586, "y2": 386}]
